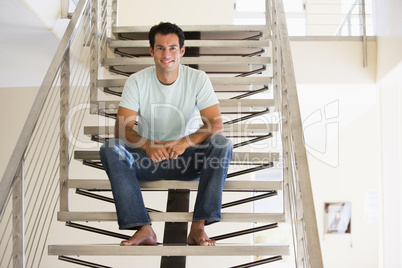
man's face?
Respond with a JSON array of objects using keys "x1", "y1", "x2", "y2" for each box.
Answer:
[{"x1": 149, "y1": 33, "x2": 185, "y2": 75}]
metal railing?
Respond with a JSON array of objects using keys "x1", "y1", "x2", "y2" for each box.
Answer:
[
  {"x1": 235, "y1": 0, "x2": 373, "y2": 37},
  {"x1": 0, "y1": 0, "x2": 114, "y2": 266},
  {"x1": 268, "y1": 0, "x2": 323, "y2": 267},
  {"x1": 335, "y1": 0, "x2": 368, "y2": 67}
]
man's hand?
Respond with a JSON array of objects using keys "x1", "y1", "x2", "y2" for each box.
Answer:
[
  {"x1": 155, "y1": 139, "x2": 190, "y2": 160},
  {"x1": 145, "y1": 141, "x2": 170, "y2": 163}
]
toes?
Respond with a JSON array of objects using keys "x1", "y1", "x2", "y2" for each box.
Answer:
[
  {"x1": 120, "y1": 240, "x2": 131, "y2": 246},
  {"x1": 199, "y1": 239, "x2": 216, "y2": 246}
]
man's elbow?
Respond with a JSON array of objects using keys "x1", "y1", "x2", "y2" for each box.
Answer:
[
  {"x1": 114, "y1": 121, "x2": 125, "y2": 139},
  {"x1": 211, "y1": 120, "x2": 223, "y2": 135}
]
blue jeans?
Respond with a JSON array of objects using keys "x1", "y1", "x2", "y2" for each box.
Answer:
[{"x1": 99, "y1": 134, "x2": 233, "y2": 230}]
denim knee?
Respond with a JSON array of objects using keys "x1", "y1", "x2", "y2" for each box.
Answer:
[
  {"x1": 208, "y1": 134, "x2": 233, "y2": 151},
  {"x1": 100, "y1": 138, "x2": 135, "y2": 168},
  {"x1": 100, "y1": 138, "x2": 118, "y2": 159}
]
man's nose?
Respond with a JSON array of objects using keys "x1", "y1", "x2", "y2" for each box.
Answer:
[{"x1": 162, "y1": 49, "x2": 171, "y2": 57}]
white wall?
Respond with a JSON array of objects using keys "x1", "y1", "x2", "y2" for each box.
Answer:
[
  {"x1": 374, "y1": 0, "x2": 402, "y2": 267},
  {"x1": 291, "y1": 40, "x2": 380, "y2": 268},
  {"x1": 22, "y1": 0, "x2": 69, "y2": 39},
  {"x1": 0, "y1": 0, "x2": 60, "y2": 88}
]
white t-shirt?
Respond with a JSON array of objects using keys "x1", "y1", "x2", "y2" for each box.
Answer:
[{"x1": 119, "y1": 65, "x2": 219, "y2": 141}]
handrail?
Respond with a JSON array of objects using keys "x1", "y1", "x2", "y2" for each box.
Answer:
[
  {"x1": 335, "y1": 0, "x2": 368, "y2": 67},
  {"x1": 360, "y1": 0, "x2": 367, "y2": 68},
  {"x1": 0, "y1": 0, "x2": 88, "y2": 216},
  {"x1": 335, "y1": 0, "x2": 360, "y2": 36},
  {"x1": 269, "y1": 0, "x2": 324, "y2": 267}
]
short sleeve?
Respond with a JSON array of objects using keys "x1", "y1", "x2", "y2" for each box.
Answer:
[
  {"x1": 196, "y1": 72, "x2": 219, "y2": 111},
  {"x1": 119, "y1": 75, "x2": 140, "y2": 112}
]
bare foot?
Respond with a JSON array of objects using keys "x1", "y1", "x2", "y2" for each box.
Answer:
[
  {"x1": 187, "y1": 220, "x2": 216, "y2": 246},
  {"x1": 120, "y1": 225, "x2": 157, "y2": 246}
]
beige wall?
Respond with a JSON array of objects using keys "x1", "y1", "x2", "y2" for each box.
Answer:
[
  {"x1": 117, "y1": 0, "x2": 233, "y2": 26},
  {"x1": 0, "y1": 87, "x2": 38, "y2": 179}
]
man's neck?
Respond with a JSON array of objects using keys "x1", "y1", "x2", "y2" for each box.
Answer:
[{"x1": 156, "y1": 67, "x2": 180, "y2": 85}]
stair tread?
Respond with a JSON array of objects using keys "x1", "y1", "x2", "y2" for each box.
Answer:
[
  {"x1": 84, "y1": 124, "x2": 278, "y2": 136},
  {"x1": 98, "y1": 77, "x2": 272, "y2": 87},
  {"x1": 74, "y1": 150, "x2": 280, "y2": 162},
  {"x1": 68, "y1": 179, "x2": 283, "y2": 191},
  {"x1": 96, "y1": 99, "x2": 275, "y2": 109},
  {"x1": 103, "y1": 56, "x2": 270, "y2": 66},
  {"x1": 109, "y1": 39, "x2": 270, "y2": 48},
  {"x1": 49, "y1": 243, "x2": 289, "y2": 256},
  {"x1": 58, "y1": 212, "x2": 286, "y2": 223},
  {"x1": 113, "y1": 25, "x2": 267, "y2": 33}
]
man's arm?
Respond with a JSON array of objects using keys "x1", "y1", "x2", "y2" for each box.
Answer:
[
  {"x1": 115, "y1": 106, "x2": 169, "y2": 162},
  {"x1": 164, "y1": 103, "x2": 223, "y2": 159}
]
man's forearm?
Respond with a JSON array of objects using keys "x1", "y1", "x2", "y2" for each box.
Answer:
[
  {"x1": 115, "y1": 125, "x2": 150, "y2": 151},
  {"x1": 181, "y1": 119, "x2": 223, "y2": 148}
]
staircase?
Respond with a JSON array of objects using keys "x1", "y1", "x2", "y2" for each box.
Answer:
[
  {"x1": 50, "y1": 23, "x2": 293, "y2": 267},
  {"x1": 0, "y1": 1, "x2": 322, "y2": 267}
]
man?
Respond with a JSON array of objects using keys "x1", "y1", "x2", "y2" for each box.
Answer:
[{"x1": 100, "y1": 22, "x2": 233, "y2": 246}]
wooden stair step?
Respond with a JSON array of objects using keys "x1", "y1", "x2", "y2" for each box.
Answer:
[
  {"x1": 84, "y1": 124, "x2": 278, "y2": 137},
  {"x1": 74, "y1": 150, "x2": 280, "y2": 163},
  {"x1": 49, "y1": 243, "x2": 289, "y2": 256},
  {"x1": 96, "y1": 99, "x2": 275, "y2": 110},
  {"x1": 68, "y1": 179, "x2": 282, "y2": 191},
  {"x1": 101, "y1": 85, "x2": 269, "y2": 94},
  {"x1": 109, "y1": 39, "x2": 270, "y2": 48},
  {"x1": 112, "y1": 25, "x2": 267, "y2": 34},
  {"x1": 58, "y1": 212, "x2": 286, "y2": 223},
  {"x1": 103, "y1": 56, "x2": 270, "y2": 66},
  {"x1": 98, "y1": 77, "x2": 272, "y2": 88}
]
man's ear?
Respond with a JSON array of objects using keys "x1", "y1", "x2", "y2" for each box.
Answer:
[
  {"x1": 180, "y1": 45, "x2": 185, "y2": 57},
  {"x1": 149, "y1": 46, "x2": 154, "y2": 56}
]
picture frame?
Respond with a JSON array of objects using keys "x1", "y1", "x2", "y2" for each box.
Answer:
[{"x1": 324, "y1": 202, "x2": 351, "y2": 234}]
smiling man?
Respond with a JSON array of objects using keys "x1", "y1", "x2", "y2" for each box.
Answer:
[{"x1": 99, "y1": 22, "x2": 233, "y2": 246}]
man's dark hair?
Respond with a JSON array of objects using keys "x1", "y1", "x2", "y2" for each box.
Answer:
[{"x1": 148, "y1": 22, "x2": 185, "y2": 49}]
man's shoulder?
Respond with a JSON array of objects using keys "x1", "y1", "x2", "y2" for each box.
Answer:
[
  {"x1": 181, "y1": 64, "x2": 203, "y2": 75},
  {"x1": 128, "y1": 66, "x2": 155, "y2": 81},
  {"x1": 180, "y1": 65, "x2": 208, "y2": 81}
]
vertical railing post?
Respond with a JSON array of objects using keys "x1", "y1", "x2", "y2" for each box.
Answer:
[
  {"x1": 111, "y1": 0, "x2": 118, "y2": 28},
  {"x1": 13, "y1": 160, "x2": 25, "y2": 268},
  {"x1": 360, "y1": 0, "x2": 367, "y2": 68},
  {"x1": 265, "y1": 0, "x2": 272, "y2": 38},
  {"x1": 90, "y1": 0, "x2": 99, "y2": 114},
  {"x1": 100, "y1": 0, "x2": 108, "y2": 61},
  {"x1": 60, "y1": 47, "x2": 70, "y2": 212}
]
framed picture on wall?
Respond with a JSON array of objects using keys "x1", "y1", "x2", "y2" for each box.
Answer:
[{"x1": 324, "y1": 202, "x2": 351, "y2": 234}]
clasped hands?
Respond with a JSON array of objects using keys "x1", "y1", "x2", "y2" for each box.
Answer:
[{"x1": 145, "y1": 139, "x2": 189, "y2": 163}]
